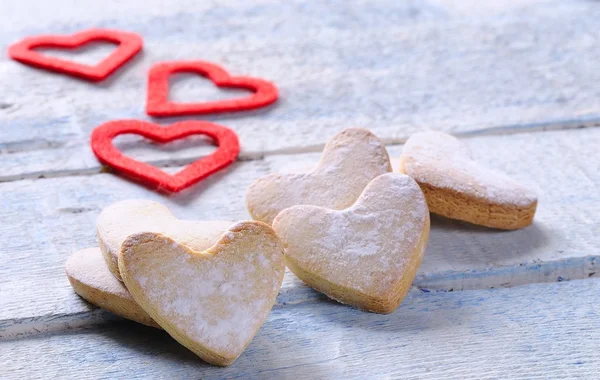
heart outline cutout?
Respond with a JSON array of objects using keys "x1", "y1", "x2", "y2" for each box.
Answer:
[
  {"x1": 90, "y1": 120, "x2": 240, "y2": 193},
  {"x1": 8, "y1": 28, "x2": 143, "y2": 82},
  {"x1": 146, "y1": 61, "x2": 278, "y2": 117}
]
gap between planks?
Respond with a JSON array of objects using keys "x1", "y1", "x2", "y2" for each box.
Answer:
[
  {"x1": 3, "y1": 257, "x2": 599, "y2": 341},
  {"x1": 3, "y1": 0, "x2": 600, "y2": 182},
  {"x1": 1, "y1": 119, "x2": 599, "y2": 183},
  {"x1": 2, "y1": 279, "x2": 600, "y2": 379},
  {"x1": 0, "y1": 128, "x2": 598, "y2": 340}
]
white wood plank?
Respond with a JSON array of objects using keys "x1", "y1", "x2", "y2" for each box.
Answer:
[
  {"x1": 0, "y1": 128, "x2": 598, "y2": 337},
  {"x1": 2, "y1": 278, "x2": 599, "y2": 379},
  {"x1": 2, "y1": 0, "x2": 600, "y2": 179}
]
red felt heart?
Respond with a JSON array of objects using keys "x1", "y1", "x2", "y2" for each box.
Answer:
[
  {"x1": 8, "y1": 28, "x2": 143, "y2": 82},
  {"x1": 90, "y1": 120, "x2": 240, "y2": 193},
  {"x1": 146, "y1": 61, "x2": 278, "y2": 117}
]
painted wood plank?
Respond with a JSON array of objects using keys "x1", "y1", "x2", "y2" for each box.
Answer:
[
  {"x1": 0, "y1": 128, "x2": 598, "y2": 337},
  {"x1": 2, "y1": 0, "x2": 600, "y2": 179},
  {"x1": 2, "y1": 278, "x2": 599, "y2": 379}
]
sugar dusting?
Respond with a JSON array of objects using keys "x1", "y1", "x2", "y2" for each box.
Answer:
[
  {"x1": 246, "y1": 128, "x2": 392, "y2": 224},
  {"x1": 401, "y1": 132, "x2": 537, "y2": 206},
  {"x1": 96, "y1": 200, "x2": 234, "y2": 280},
  {"x1": 278, "y1": 173, "x2": 428, "y2": 295},
  {"x1": 65, "y1": 247, "x2": 130, "y2": 297},
  {"x1": 125, "y1": 233, "x2": 284, "y2": 354}
]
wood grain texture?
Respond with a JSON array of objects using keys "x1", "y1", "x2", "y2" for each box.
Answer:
[
  {"x1": 2, "y1": 278, "x2": 599, "y2": 379},
  {"x1": 2, "y1": 0, "x2": 600, "y2": 180},
  {"x1": 0, "y1": 128, "x2": 597, "y2": 337},
  {"x1": 3, "y1": 0, "x2": 600, "y2": 377}
]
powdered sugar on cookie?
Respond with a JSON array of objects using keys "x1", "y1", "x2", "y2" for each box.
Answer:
[
  {"x1": 65, "y1": 247, "x2": 159, "y2": 328},
  {"x1": 400, "y1": 131, "x2": 537, "y2": 207},
  {"x1": 273, "y1": 173, "x2": 429, "y2": 311},
  {"x1": 119, "y1": 222, "x2": 285, "y2": 365},
  {"x1": 66, "y1": 247, "x2": 130, "y2": 296},
  {"x1": 246, "y1": 128, "x2": 392, "y2": 224},
  {"x1": 96, "y1": 199, "x2": 233, "y2": 280}
]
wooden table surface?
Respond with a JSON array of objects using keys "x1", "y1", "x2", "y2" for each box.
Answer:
[{"x1": 1, "y1": 0, "x2": 599, "y2": 378}]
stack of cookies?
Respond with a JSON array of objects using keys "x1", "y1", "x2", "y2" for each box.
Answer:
[
  {"x1": 66, "y1": 201, "x2": 286, "y2": 366},
  {"x1": 66, "y1": 128, "x2": 537, "y2": 366}
]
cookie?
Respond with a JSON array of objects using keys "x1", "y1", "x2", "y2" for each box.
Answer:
[
  {"x1": 246, "y1": 128, "x2": 392, "y2": 224},
  {"x1": 273, "y1": 173, "x2": 430, "y2": 314},
  {"x1": 65, "y1": 247, "x2": 159, "y2": 328},
  {"x1": 119, "y1": 221, "x2": 285, "y2": 366},
  {"x1": 97, "y1": 199, "x2": 233, "y2": 280},
  {"x1": 398, "y1": 131, "x2": 537, "y2": 229}
]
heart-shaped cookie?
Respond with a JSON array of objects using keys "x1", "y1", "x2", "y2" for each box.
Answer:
[
  {"x1": 8, "y1": 28, "x2": 143, "y2": 81},
  {"x1": 146, "y1": 61, "x2": 278, "y2": 117},
  {"x1": 65, "y1": 248, "x2": 159, "y2": 328},
  {"x1": 273, "y1": 173, "x2": 430, "y2": 314},
  {"x1": 97, "y1": 199, "x2": 233, "y2": 281},
  {"x1": 119, "y1": 221, "x2": 285, "y2": 366},
  {"x1": 91, "y1": 120, "x2": 240, "y2": 193},
  {"x1": 246, "y1": 128, "x2": 392, "y2": 224},
  {"x1": 398, "y1": 131, "x2": 537, "y2": 229}
]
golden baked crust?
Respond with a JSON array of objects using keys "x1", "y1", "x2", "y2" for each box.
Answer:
[
  {"x1": 119, "y1": 221, "x2": 285, "y2": 366},
  {"x1": 246, "y1": 128, "x2": 392, "y2": 224},
  {"x1": 65, "y1": 247, "x2": 159, "y2": 328},
  {"x1": 399, "y1": 131, "x2": 538, "y2": 230},
  {"x1": 96, "y1": 199, "x2": 233, "y2": 280},
  {"x1": 402, "y1": 177, "x2": 537, "y2": 230},
  {"x1": 273, "y1": 173, "x2": 430, "y2": 314}
]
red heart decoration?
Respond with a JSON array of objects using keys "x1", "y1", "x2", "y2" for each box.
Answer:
[
  {"x1": 8, "y1": 28, "x2": 143, "y2": 82},
  {"x1": 146, "y1": 61, "x2": 278, "y2": 117},
  {"x1": 90, "y1": 120, "x2": 240, "y2": 193}
]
